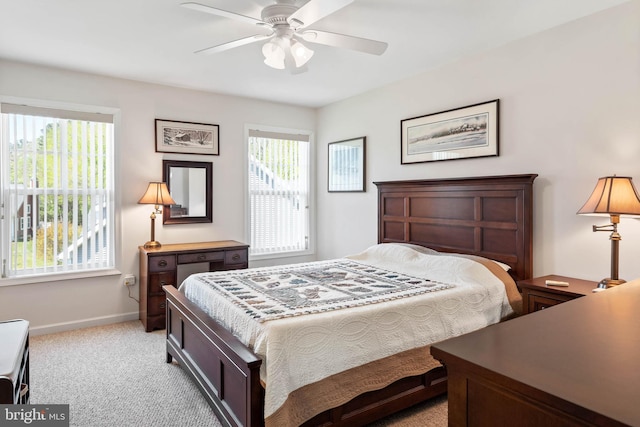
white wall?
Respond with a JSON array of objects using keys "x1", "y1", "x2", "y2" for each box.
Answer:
[
  {"x1": 316, "y1": 1, "x2": 640, "y2": 282},
  {"x1": 0, "y1": 60, "x2": 315, "y2": 333}
]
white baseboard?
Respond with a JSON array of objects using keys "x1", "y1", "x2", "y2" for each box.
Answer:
[{"x1": 29, "y1": 312, "x2": 140, "y2": 336}]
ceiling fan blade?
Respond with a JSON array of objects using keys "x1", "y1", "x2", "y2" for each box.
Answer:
[
  {"x1": 195, "y1": 34, "x2": 271, "y2": 55},
  {"x1": 288, "y1": 0, "x2": 354, "y2": 28},
  {"x1": 181, "y1": 2, "x2": 267, "y2": 26},
  {"x1": 300, "y1": 30, "x2": 388, "y2": 55}
]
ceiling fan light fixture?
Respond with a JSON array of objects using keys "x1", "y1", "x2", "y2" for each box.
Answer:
[
  {"x1": 262, "y1": 37, "x2": 313, "y2": 70},
  {"x1": 290, "y1": 39, "x2": 314, "y2": 67},
  {"x1": 262, "y1": 39, "x2": 285, "y2": 69}
]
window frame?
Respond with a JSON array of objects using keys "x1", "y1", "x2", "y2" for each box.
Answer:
[
  {"x1": 0, "y1": 97, "x2": 121, "y2": 286},
  {"x1": 245, "y1": 124, "x2": 315, "y2": 261}
]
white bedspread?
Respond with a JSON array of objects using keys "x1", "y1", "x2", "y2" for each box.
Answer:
[{"x1": 180, "y1": 243, "x2": 516, "y2": 418}]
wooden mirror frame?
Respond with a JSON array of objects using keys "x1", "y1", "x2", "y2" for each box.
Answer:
[{"x1": 162, "y1": 160, "x2": 212, "y2": 224}]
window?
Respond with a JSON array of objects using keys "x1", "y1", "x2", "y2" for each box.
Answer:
[
  {"x1": 0, "y1": 103, "x2": 115, "y2": 279},
  {"x1": 247, "y1": 128, "x2": 312, "y2": 258}
]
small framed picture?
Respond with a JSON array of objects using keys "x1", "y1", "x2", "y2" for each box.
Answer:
[
  {"x1": 155, "y1": 119, "x2": 219, "y2": 155},
  {"x1": 328, "y1": 136, "x2": 366, "y2": 192},
  {"x1": 401, "y1": 99, "x2": 499, "y2": 164}
]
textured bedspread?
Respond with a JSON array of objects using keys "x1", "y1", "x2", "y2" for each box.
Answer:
[
  {"x1": 183, "y1": 258, "x2": 455, "y2": 322},
  {"x1": 180, "y1": 243, "x2": 521, "y2": 425}
]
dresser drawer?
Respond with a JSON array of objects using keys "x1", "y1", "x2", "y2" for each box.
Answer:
[
  {"x1": 148, "y1": 272, "x2": 177, "y2": 294},
  {"x1": 527, "y1": 292, "x2": 573, "y2": 312},
  {"x1": 148, "y1": 295, "x2": 167, "y2": 316},
  {"x1": 148, "y1": 255, "x2": 176, "y2": 272},
  {"x1": 225, "y1": 249, "x2": 248, "y2": 265},
  {"x1": 178, "y1": 251, "x2": 224, "y2": 264}
]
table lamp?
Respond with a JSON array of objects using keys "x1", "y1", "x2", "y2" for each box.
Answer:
[
  {"x1": 577, "y1": 175, "x2": 640, "y2": 287},
  {"x1": 138, "y1": 182, "x2": 176, "y2": 249}
]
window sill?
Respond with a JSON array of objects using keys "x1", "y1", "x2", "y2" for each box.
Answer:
[
  {"x1": 249, "y1": 248, "x2": 315, "y2": 262},
  {"x1": 0, "y1": 268, "x2": 122, "y2": 287}
]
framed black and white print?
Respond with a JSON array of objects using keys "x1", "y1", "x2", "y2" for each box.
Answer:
[
  {"x1": 155, "y1": 119, "x2": 219, "y2": 155},
  {"x1": 328, "y1": 137, "x2": 366, "y2": 192},
  {"x1": 400, "y1": 99, "x2": 499, "y2": 164}
]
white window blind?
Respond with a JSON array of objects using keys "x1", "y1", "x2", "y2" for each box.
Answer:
[
  {"x1": 248, "y1": 129, "x2": 310, "y2": 256},
  {"x1": 1, "y1": 103, "x2": 115, "y2": 278}
]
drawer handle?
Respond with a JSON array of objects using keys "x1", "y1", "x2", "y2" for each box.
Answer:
[
  {"x1": 158, "y1": 260, "x2": 168, "y2": 267},
  {"x1": 160, "y1": 303, "x2": 166, "y2": 309},
  {"x1": 198, "y1": 254, "x2": 206, "y2": 260},
  {"x1": 232, "y1": 254, "x2": 241, "y2": 261}
]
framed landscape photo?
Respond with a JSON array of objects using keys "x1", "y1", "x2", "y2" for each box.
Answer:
[
  {"x1": 155, "y1": 119, "x2": 219, "y2": 155},
  {"x1": 328, "y1": 136, "x2": 366, "y2": 192},
  {"x1": 400, "y1": 99, "x2": 499, "y2": 164}
]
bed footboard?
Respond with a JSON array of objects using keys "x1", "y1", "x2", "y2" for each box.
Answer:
[{"x1": 164, "y1": 285, "x2": 264, "y2": 427}]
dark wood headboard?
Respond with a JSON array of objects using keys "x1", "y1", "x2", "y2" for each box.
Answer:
[{"x1": 374, "y1": 174, "x2": 537, "y2": 281}]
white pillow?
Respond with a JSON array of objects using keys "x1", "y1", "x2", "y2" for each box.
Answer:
[
  {"x1": 392, "y1": 243, "x2": 439, "y2": 255},
  {"x1": 387, "y1": 242, "x2": 511, "y2": 271},
  {"x1": 492, "y1": 260, "x2": 511, "y2": 271},
  {"x1": 394, "y1": 243, "x2": 512, "y2": 271}
]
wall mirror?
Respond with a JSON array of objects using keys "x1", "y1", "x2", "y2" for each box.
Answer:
[{"x1": 162, "y1": 160, "x2": 212, "y2": 224}]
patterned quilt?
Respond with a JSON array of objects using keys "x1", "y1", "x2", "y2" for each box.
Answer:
[
  {"x1": 182, "y1": 243, "x2": 519, "y2": 422},
  {"x1": 189, "y1": 259, "x2": 455, "y2": 322}
]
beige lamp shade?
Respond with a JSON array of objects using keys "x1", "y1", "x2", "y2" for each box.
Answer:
[
  {"x1": 577, "y1": 175, "x2": 640, "y2": 288},
  {"x1": 138, "y1": 182, "x2": 176, "y2": 206},
  {"x1": 577, "y1": 176, "x2": 640, "y2": 216}
]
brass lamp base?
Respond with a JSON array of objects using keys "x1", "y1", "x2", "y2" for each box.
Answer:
[
  {"x1": 144, "y1": 211, "x2": 161, "y2": 249},
  {"x1": 144, "y1": 240, "x2": 161, "y2": 249},
  {"x1": 600, "y1": 278, "x2": 626, "y2": 288}
]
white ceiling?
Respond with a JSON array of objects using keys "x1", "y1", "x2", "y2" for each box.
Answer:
[{"x1": 0, "y1": 0, "x2": 630, "y2": 108}]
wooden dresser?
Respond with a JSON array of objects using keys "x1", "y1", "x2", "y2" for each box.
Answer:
[
  {"x1": 431, "y1": 281, "x2": 640, "y2": 426},
  {"x1": 139, "y1": 240, "x2": 249, "y2": 332}
]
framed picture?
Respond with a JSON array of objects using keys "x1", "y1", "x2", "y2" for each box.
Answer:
[
  {"x1": 328, "y1": 137, "x2": 366, "y2": 192},
  {"x1": 400, "y1": 99, "x2": 499, "y2": 164},
  {"x1": 155, "y1": 119, "x2": 219, "y2": 155}
]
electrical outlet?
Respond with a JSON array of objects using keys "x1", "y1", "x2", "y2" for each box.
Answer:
[{"x1": 123, "y1": 274, "x2": 136, "y2": 287}]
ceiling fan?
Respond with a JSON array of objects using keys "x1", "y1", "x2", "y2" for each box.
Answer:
[{"x1": 181, "y1": 0, "x2": 388, "y2": 72}]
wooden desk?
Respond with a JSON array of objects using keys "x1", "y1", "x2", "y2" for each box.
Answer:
[
  {"x1": 139, "y1": 240, "x2": 249, "y2": 332},
  {"x1": 431, "y1": 282, "x2": 640, "y2": 426}
]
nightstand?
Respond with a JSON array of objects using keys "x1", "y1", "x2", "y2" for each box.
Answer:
[{"x1": 517, "y1": 275, "x2": 597, "y2": 314}]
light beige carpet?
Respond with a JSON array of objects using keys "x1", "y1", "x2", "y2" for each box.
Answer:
[{"x1": 30, "y1": 320, "x2": 447, "y2": 426}]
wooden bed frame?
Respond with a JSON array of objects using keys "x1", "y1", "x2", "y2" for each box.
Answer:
[{"x1": 163, "y1": 174, "x2": 537, "y2": 427}]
